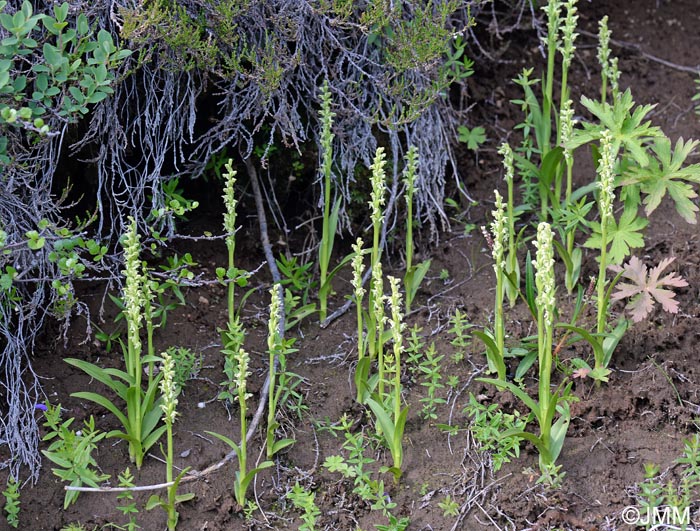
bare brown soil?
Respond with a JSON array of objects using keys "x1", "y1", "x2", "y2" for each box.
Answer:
[{"x1": 10, "y1": 1, "x2": 700, "y2": 530}]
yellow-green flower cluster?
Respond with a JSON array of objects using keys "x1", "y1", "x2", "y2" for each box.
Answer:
[
  {"x1": 267, "y1": 284, "x2": 282, "y2": 352},
  {"x1": 560, "y1": 99, "x2": 576, "y2": 164},
  {"x1": 319, "y1": 81, "x2": 335, "y2": 189},
  {"x1": 387, "y1": 276, "x2": 404, "y2": 351},
  {"x1": 123, "y1": 219, "x2": 143, "y2": 355},
  {"x1": 351, "y1": 238, "x2": 366, "y2": 299},
  {"x1": 235, "y1": 348, "x2": 252, "y2": 402},
  {"x1": 533, "y1": 222, "x2": 556, "y2": 328},
  {"x1": 597, "y1": 16, "x2": 611, "y2": 76},
  {"x1": 542, "y1": 0, "x2": 562, "y2": 47},
  {"x1": 558, "y1": 0, "x2": 578, "y2": 70},
  {"x1": 369, "y1": 147, "x2": 386, "y2": 229},
  {"x1": 597, "y1": 15, "x2": 620, "y2": 96},
  {"x1": 382, "y1": 276, "x2": 402, "y2": 378},
  {"x1": 403, "y1": 146, "x2": 418, "y2": 200},
  {"x1": 490, "y1": 190, "x2": 508, "y2": 271},
  {"x1": 160, "y1": 351, "x2": 178, "y2": 424},
  {"x1": 222, "y1": 159, "x2": 238, "y2": 248},
  {"x1": 371, "y1": 261, "x2": 386, "y2": 329},
  {"x1": 607, "y1": 57, "x2": 620, "y2": 95},
  {"x1": 598, "y1": 130, "x2": 616, "y2": 221},
  {"x1": 497, "y1": 142, "x2": 514, "y2": 183}
]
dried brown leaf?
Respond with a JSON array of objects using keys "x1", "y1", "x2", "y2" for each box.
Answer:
[{"x1": 611, "y1": 256, "x2": 688, "y2": 322}]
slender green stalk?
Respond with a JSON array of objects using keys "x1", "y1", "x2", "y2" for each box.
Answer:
[
  {"x1": 596, "y1": 131, "x2": 616, "y2": 338},
  {"x1": 597, "y1": 17, "x2": 621, "y2": 101},
  {"x1": 533, "y1": 222, "x2": 556, "y2": 461},
  {"x1": 559, "y1": 99, "x2": 575, "y2": 211},
  {"x1": 372, "y1": 261, "x2": 386, "y2": 402},
  {"x1": 351, "y1": 238, "x2": 366, "y2": 362},
  {"x1": 237, "y1": 353, "x2": 249, "y2": 502},
  {"x1": 366, "y1": 276, "x2": 409, "y2": 480},
  {"x1": 402, "y1": 146, "x2": 419, "y2": 314},
  {"x1": 559, "y1": 98, "x2": 580, "y2": 293},
  {"x1": 266, "y1": 285, "x2": 280, "y2": 459},
  {"x1": 387, "y1": 276, "x2": 403, "y2": 425},
  {"x1": 160, "y1": 352, "x2": 179, "y2": 530},
  {"x1": 489, "y1": 190, "x2": 508, "y2": 381},
  {"x1": 557, "y1": 0, "x2": 578, "y2": 135},
  {"x1": 597, "y1": 16, "x2": 611, "y2": 103},
  {"x1": 222, "y1": 159, "x2": 238, "y2": 326},
  {"x1": 142, "y1": 271, "x2": 156, "y2": 386},
  {"x1": 207, "y1": 347, "x2": 273, "y2": 507},
  {"x1": 351, "y1": 238, "x2": 368, "y2": 403},
  {"x1": 404, "y1": 150, "x2": 416, "y2": 281},
  {"x1": 318, "y1": 81, "x2": 336, "y2": 321},
  {"x1": 146, "y1": 350, "x2": 194, "y2": 528},
  {"x1": 541, "y1": 0, "x2": 561, "y2": 181},
  {"x1": 123, "y1": 219, "x2": 145, "y2": 466},
  {"x1": 67, "y1": 219, "x2": 166, "y2": 470},
  {"x1": 265, "y1": 284, "x2": 294, "y2": 458},
  {"x1": 366, "y1": 148, "x2": 386, "y2": 360},
  {"x1": 369, "y1": 147, "x2": 387, "y2": 273},
  {"x1": 498, "y1": 143, "x2": 519, "y2": 308},
  {"x1": 123, "y1": 219, "x2": 143, "y2": 388}
]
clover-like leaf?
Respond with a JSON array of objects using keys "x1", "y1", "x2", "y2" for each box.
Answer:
[{"x1": 610, "y1": 256, "x2": 688, "y2": 322}]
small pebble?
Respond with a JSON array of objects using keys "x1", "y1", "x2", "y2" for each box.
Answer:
[
  {"x1": 180, "y1": 449, "x2": 191, "y2": 458},
  {"x1": 197, "y1": 402, "x2": 206, "y2": 409}
]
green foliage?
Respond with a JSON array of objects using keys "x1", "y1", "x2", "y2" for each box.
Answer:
[
  {"x1": 583, "y1": 203, "x2": 648, "y2": 265},
  {"x1": 448, "y1": 309, "x2": 473, "y2": 358},
  {"x1": 2, "y1": 476, "x2": 20, "y2": 528},
  {"x1": 287, "y1": 483, "x2": 320, "y2": 531},
  {"x1": 568, "y1": 90, "x2": 663, "y2": 166},
  {"x1": 0, "y1": 1, "x2": 131, "y2": 163},
  {"x1": 208, "y1": 346, "x2": 273, "y2": 508},
  {"x1": 633, "y1": 435, "x2": 700, "y2": 528},
  {"x1": 115, "y1": 468, "x2": 139, "y2": 531},
  {"x1": 266, "y1": 285, "x2": 297, "y2": 458},
  {"x1": 164, "y1": 346, "x2": 201, "y2": 391},
  {"x1": 320, "y1": 415, "x2": 398, "y2": 517},
  {"x1": 403, "y1": 146, "x2": 431, "y2": 314},
  {"x1": 457, "y1": 125, "x2": 486, "y2": 151},
  {"x1": 463, "y1": 393, "x2": 526, "y2": 472},
  {"x1": 404, "y1": 324, "x2": 425, "y2": 375},
  {"x1": 145, "y1": 468, "x2": 194, "y2": 531},
  {"x1": 40, "y1": 404, "x2": 109, "y2": 509},
  {"x1": 65, "y1": 221, "x2": 166, "y2": 469},
  {"x1": 318, "y1": 79, "x2": 339, "y2": 322},
  {"x1": 276, "y1": 254, "x2": 316, "y2": 311},
  {"x1": 418, "y1": 343, "x2": 446, "y2": 420},
  {"x1": 623, "y1": 137, "x2": 700, "y2": 224},
  {"x1": 151, "y1": 178, "x2": 200, "y2": 221},
  {"x1": 438, "y1": 495, "x2": 459, "y2": 517}
]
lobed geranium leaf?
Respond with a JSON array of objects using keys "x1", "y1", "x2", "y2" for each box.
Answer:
[
  {"x1": 610, "y1": 256, "x2": 688, "y2": 322},
  {"x1": 623, "y1": 137, "x2": 700, "y2": 223},
  {"x1": 584, "y1": 205, "x2": 648, "y2": 265}
]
